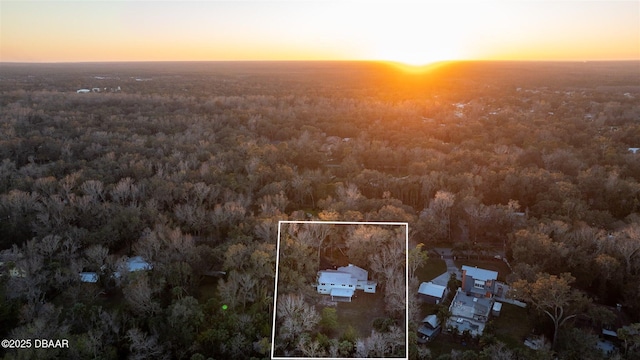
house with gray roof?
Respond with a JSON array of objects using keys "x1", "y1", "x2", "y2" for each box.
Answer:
[
  {"x1": 417, "y1": 314, "x2": 442, "y2": 343},
  {"x1": 461, "y1": 265, "x2": 498, "y2": 297},
  {"x1": 418, "y1": 281, "x2": 448, "y2": 304},
  {"x1": 447, "y1": 288, "x2": 494, "y2": 336}
]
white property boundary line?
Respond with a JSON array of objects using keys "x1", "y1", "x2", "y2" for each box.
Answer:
[{"x1": 271, "y1": 220, "x2": 409, "y2": 360}]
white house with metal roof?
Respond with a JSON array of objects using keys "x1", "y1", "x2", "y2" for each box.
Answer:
[{"x1": 316, "y1": 264, "x2": 376, "y2": 302}]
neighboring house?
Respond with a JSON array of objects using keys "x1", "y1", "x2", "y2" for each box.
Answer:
[
  {"x1": 447, "y1": 288, "x2": 494, "y2": 336},
  {"x1": 77, "y1": 89, "x2": 91, "y2": 93},
  {"x1": 316, "y1": 264, "x2": 376, "y2": 302},
  {"x1": 629, "y1": 148, "x2": 639, "y2": 154},
  {"x1": 417, "y1": 314, "x2": 441, "y2": 343},
  {"x1": 82, "y1": 257, "x2": 152, "y2": 283},
  {"x1": 79, "y1": 272, "x2": 99, "y2": 283},
  {"x1": 113, "y1": 256, "x2": 153, "y2": 279},
  {"x1": 126, "y1": 256, "x2": 153, "y2": 272},
  {"x1": 461, "y1": 265, "x2": 498, "y2": 297},
  {"x1": 418, "y1": 281, "x2": 448, "y2": 304}
]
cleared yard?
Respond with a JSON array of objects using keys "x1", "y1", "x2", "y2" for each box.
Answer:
[
  {"x1": 415, "y1": 257, "x2": 447, "y2": 282},
  {"x1": 317, "y1": 289, "x2": 392, "y2": 339},
  {"x1": 492, "y1": 302, "x2": 533, "y2": 348},
  {"x1": 425, "y1": 333, "x2": 478, "y2": 356}
]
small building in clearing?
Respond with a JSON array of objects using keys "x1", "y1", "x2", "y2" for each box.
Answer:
[
  {"x1": 417, "y1": 314, "x2": 442, "y2": 343},
  {"x1": 418, "y1": 281, "x2": 448, "y2": 304}
]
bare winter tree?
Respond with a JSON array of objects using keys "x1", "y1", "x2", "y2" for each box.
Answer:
[
  {"x1": 611, "y1": 222, "x2": 640, "y2": 274},
  {"x1": 421, "y1": 190, "x2": 455, "y2": 241},
  {"x1": 173, "y1": 203, "x2": 207, "y2": 235},
  {"x1": 84, "y1": 244, "x2": 109, "y2": 269},
  {"x1": 345, "y1": 225, "x2": 392, "y2": 267},
  {"x1": 110, "y1": 177, "x2": 140, "y2": 206},
  {"x1": 276, "y1": 294, "x2": 319, "y2": 342},
  {"x1": 123, "y1": 273, "x2": 159, "y2": 316},
  {"x1": 80, "y1": 179, "x2": 106, "y2": 203},
  {"x1": 384, "y1": 272, "x2": 406, "y2": 318},
  {"x1": 369, "y1": 240, "x2": 404, "y2": 282},
  {"x1": 336, "y1": 182, "x2": 364, "y2": 209},
  {"x1": 126, "y1": 328, "x2": 168, "y2": 360},
  {"x1": 366, "y1": 331, "x2": 388, "y2": 357},
  {"x1": 296, "y1": 336, "x2": 325, "y2": 357}
]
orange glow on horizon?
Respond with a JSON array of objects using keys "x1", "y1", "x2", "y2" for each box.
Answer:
[
  {"x1": 381, "y1": 60, "x2": 454, "y2": 74},
  {"x1": 0, "y1": 1, "x2": 637, "y2": 63}
]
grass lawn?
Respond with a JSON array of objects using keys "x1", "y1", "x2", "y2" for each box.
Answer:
[
  {"x1": 492, "y1": 303, "x2": 532, "y2": 349},
  {"x1": 419, "y1": 302, "x2": 441, "y2": 319},
  {"x1": 425, "y1": 333, "x2": 478, "y2": 357},
  {"x1": 324, "y1": 289, "x2": 389, "y2": 339},
  {"x1": 415, "y1": 257, "x2": 447, "y2": 283},
  {"x1": 454, "y1": 259, "x2": 511, "y2": 282}
]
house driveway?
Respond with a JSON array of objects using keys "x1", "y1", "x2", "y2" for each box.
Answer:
[{"x1": 430, "y1": 248, "x2": 461, "y2": 286}]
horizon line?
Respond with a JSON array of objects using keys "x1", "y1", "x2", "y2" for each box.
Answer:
[{"x1": 2, "y1": 58, "x2": 639, "y2": 65}]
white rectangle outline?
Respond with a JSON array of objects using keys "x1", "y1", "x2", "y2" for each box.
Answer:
[{"x1": 271, "y1": 220, "x2": 409, "y2": 360}]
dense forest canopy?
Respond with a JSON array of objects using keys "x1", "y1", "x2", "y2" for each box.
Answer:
[{"x1": 0, "y1": 61, "x2": 639, "y2": 359}]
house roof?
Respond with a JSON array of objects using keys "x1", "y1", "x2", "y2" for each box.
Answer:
[
  {"x1": 450, "y1": 289, "x2": 493, "y2": 319},
  {"x1": 422, "y1": 314, "x2": 440, "y2": 328},
  {"x1": 336, "y1": 264, "x2": 368, "y2": 281},
  {"x1": 79, "y1": 272, "x2": 98, "y2": 283},
  {"x1": 318, "y1": 270, "x2": 357, "y2": 286},
  {"x1": 462, "y1": 265, "x2": 498, "y2": 281},
  {"x1": 127, "y1": 256, "x2": 153, "y2": 272},
  {"x1": 418, "y1": 324, "x2": 439, "y2": 337},
  {"x1": 330, "y1": 287, "x2": 355, "y2": 298},
  {"x1": 418, "y1": 282, "x2": 447, "y2": 298},
  {"x1": 492, "y1": 302, "x2": 503, "y2": 312},
  {"x1": 113, "y1": 256, "x2": 153, "y2": 279}
]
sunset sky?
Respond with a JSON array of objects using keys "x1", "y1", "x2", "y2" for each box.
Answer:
[{"x1": 1, "y1": 0, "x2": 638, "y2": 64}]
